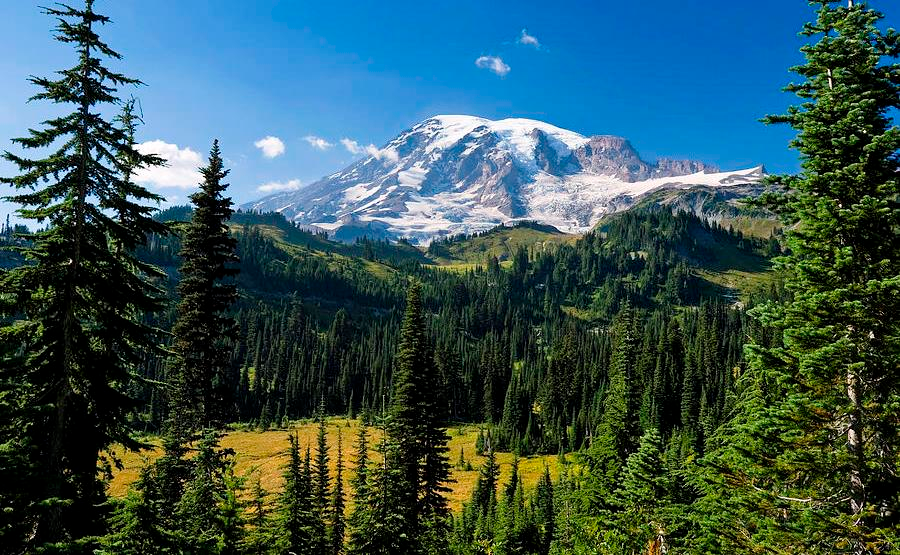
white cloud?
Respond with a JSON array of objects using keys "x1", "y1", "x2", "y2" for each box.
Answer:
[
  {"x1": 254, "y1": 135, "x2": 286, "y2": 158},
  {"x1": 133, "y1": 140, "x2": 203, "y2": 189},
  {"x1": 340, "y1": 138, "x2": 365, "y2": 155},
  {"x1": 377, "y1": 147, "x2": 400, "y2": 163},
  {"x1": 518, "y1": 29, "x2": 541, "y2": 49},
  {"x1": 303, "y1": 135, "x2": 334, "y2": 150},
  {"x1": 340, "y1": 138, "x2": 399, "y2": 162},
  {"x1": 257, "y1": 179, "x2": 303, "y2": 193},
  {"x1": 475, "y1": 55, "x2": 511, "y2": 77}
]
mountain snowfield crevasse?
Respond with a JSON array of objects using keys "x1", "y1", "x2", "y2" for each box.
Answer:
[{"x1": 245, "y1": 115, "x2": 766, "y2": 243}]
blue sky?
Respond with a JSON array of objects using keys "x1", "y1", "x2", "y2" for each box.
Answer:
[{"x1": 2, "y1": 0, "x2": 895, "y2": 213}]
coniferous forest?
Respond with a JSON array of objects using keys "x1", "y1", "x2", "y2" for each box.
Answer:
[{"x1": 1, "y1": 1, "x2": 898, "y2": 554}]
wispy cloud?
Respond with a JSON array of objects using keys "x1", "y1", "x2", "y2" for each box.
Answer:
[
  {"x1": 303, "y1": 135, "x2": 334, "y2": 150},
  {"x1": 254, "y1": 135, "x2": 286, "y2": 158},
  {"x1": 133, "y1": 140, "x2": 203, "y2": 189},
  {"x1": 517, "y1": 29, "x2": 541, "y2": 49},
  {"x1": 257, "y1": 179, "x2": 303, "y2": 193},
  {"x1": 475, "y1": 55, "x2": 510, "y2": 77},
  {"x1": 340, "y1": 138, "x2": 367, "y2": 155},
  {"x1": 340, "y1": 138, "x2": 399, "y2": 163}
]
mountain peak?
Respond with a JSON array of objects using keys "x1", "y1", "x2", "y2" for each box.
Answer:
[{"x1": 245, "y1": 115, "x2": 763, "y2": 243}]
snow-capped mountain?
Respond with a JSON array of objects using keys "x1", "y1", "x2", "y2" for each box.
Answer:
[{"x1": 245, "y1": 115, "x2": 765, "y2": 243}]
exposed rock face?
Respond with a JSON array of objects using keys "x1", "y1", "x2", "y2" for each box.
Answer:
[
  {"x1": 654, "y1": 158, "x2": 718, "y2": 177},
  {"x1": 245, "y1": 115, "x2": 764, "y2": 243},
  {"x1": 572, "y1": 136, "x2": 652, "y2": 181}
]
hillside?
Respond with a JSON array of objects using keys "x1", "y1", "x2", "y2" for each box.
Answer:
[{"x1": 151, "y1": 206, "x2": 775, "y2": 304}]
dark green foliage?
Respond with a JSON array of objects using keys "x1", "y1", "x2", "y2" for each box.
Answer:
[
  {"x1": 0, "y1": 1, "x2": 169, "y2": 549},
  {"x1": 168, "y1": 141, "x2": 239, "y2": 434},
  {"x1": 329, "y1": 430, "x2": 346, "y2": 555},
  {"x1": 597, "y1": 428, "x2": 673, "y2": 554},
  {"x1": 694, "y1": 2, "x2": 900, "y2": 553},
  {"x1": 242, "y1": 476, "x2": 274, "y2": 555},
  {"x1": 277, "y1": 434, "x2": 325, "y2": 554},
  {"x1": 346, "y1": 424, "x2": 373, "y2": 554},
  {"x1": 580, "y1": 305, "x2": 641, "y2": 507},
  {"x1": 99, "y1": 430, "x2": 243, "y2": 554}
]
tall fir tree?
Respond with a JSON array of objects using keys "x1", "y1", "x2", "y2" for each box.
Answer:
[
  {"x1": 0, "y1": 1, "x2": 168, "y2": 549},
  {"x1": 346, "y1": 424, "x2": 371, "y2": 555},
  {"x1": 278, "y1": 433, "x2": 322, "y2": 554},
  {"x1": 699, "y1": 1, "x2": 900, "y2": 552},
  {"x1": 169, "y1": 140, "x2": 239, "y2": 434},
  {"x1": 330, "y1": 429, "x2": 346, "y2": 555},
  {"x1": 581, "y1": 304, "x2": 641, "y2": 508},
  {"x1": 386, "y1": 280, "x2": 453, "y2": 548}
]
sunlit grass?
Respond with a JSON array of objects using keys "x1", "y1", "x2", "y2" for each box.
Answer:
[{"x1": 107, "y1": 419, "x2": 560, "y2": 512}]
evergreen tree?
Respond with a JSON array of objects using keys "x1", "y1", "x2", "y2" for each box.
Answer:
[
  {"x1": 97, "y1": 467, "x2": 180, "y2": 555},
  {"x1": 329, "y1": 429, "x2": 346, "y2": 555},
  {"x1": 581, "y1": 305, "x2": 640, "y2": 507},
  {"x1": 0, "y1": 1, "x2": 168, "y2": 548},
  {"x1": 177, "y1": 431, "x2": 244, "y2": 554},
  {"x1": 346, "y1": 424, "x2": 372, "y2": 554},
  {"x1": 534, "y1": 466, "x2": 555, "y2": 555},
  {"x1": 313, "y1": 410, "x2": 331, "y2": 527},
  {"x1": 278, "y1": 433, "x2": 320, "y2": 554},
  {"x1": 242, "y1": 476, "x2": 274, "y2": 555},
  {"x1": 169, "y1": 140, "x2": 239, "y2": 434},
  {"x1": 387, "y1": 280, "x2": 453, "y2": 547},
  {"x1": 603, "y1": 428, "x2": 672, "y2": 554},
  {"x1": 387, "y1": 281, "x2": 428, "y2": 526},
  {"x1": 350, "y1": 431, "x2": 411, "y2": 555},
  {"x1": 701, "y1": 2, "x2": 900, "y2": 552}
]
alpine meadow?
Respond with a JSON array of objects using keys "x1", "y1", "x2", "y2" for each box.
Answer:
[{"x1": 1, "y1": 1, "x2": 898, "y2": 554}]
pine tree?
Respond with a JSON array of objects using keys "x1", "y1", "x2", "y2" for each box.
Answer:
[
  {"x1": 169, "y1": 140, "x2": 239, "y2": 434},
  {"x1": 534, "y1": 466, "x2": 555, "y2": 555},
  {"x1": 97, "y1": 467, "x2": 179, "y2": 555},
  {"x1": 0, "y1": 1, "x2": 168, "y2": 548},
  {"x1": 387, "y1": 280, "x2": 452, "y2": 547},
  {"x1": 279, "y1": 433, "x2": 316, "y2": 554},
  {"x1": 346, "y1": 425, "x2": 371, "y2": 554},
  {"x1": 329, "y1": 429, "x2": 346, "y2": 555},
  {"x1": 605, "y1": 428, "x2": 672, "y2": 554},
  {"x1": 581, "y1": 305, "x2": 640, "y2": 507},
  {"x1": 242, "y1": 476, "x2": 273, "y2": 555},
  {"x1": 701, "y1": 2, "x2": 900, "y2": 552},
  {"x1": 387, "y1": 280, "x2": 428, "y2": 530},
  {"x1": 471, "y1": 439, "x2": 500, "y2": 517},
  {"x1": 313, "y1": 410, "x2": 331, "y2": 526},
  {"x1": 176, "y1": 431, "x2": 244, "y2": 554}
]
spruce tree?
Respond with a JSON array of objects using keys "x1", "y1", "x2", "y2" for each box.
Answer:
[
  {"x1": 581, "y1": 305, "x2": 640, "y2": 507},
  {"x1": 605, "y1": 428, "x2": 672, "y2": 554},
  {"x1": 277, "y1": 434, "x2": 326, "y2": 554},
  {"x1": 702, "y1": 1, "x2": 900, "y2": 552},
  {"x1": 169, "y1": 140, "x2": 238, "y2": 434},
  {"x1": 243, "y1": 476, "x2": 273, "y2": 555},
  {"x1": 387, "y1": 280, "x2": 452, "y2": 545},
  {"x1": 176, "y1": 431, "x2": 244, "y2": 554},
  {"x1": 314, "y1": 411, "x2": 331, "y2": 523},
  {"x1": 330, "y1": 429, "x2": 346, "y2": 555},
  {"x1": 387, "y1": 280, "x2": 429, "y2": 531},
  {"x1": 0, "y1": 1, "x2": 168, "y2": 548},
  {"x1": 346, "y1": 425, "x2": 371, "y2": 554}
]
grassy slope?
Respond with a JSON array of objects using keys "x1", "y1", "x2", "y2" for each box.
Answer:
[
  {"x1": 108, "y1": 419, "x2": 561, "y2": 512},
  {"x1": 427, "y1": 224, "x2": 576, "y2": 267},
  {"x1": 239, "y1": 211, "x2": 774, "y2": 301}
]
